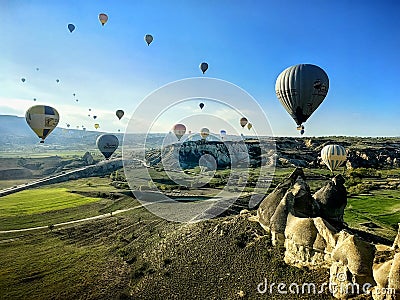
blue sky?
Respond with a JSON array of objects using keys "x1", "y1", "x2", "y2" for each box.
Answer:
[{"x1": 0, "y1": 0, "x2": 399, "y2": 137}]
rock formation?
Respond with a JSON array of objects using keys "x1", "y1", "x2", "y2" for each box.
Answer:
[{"x1": 257, "y1": 168, "x2": 399, "y2": 299}]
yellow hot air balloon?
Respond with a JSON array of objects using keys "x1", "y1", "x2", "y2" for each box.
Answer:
[
  {"x1": 200, "y1": 127, "x2": 209, "y2": 140},
  {"x1": 247, "y1": 123, "x2": 252, "y2": 130},
  {"x1": 94, "y1": 123, "x2": 100, "y2": 129},
  {"x1": 99, "y1": 13, "x2": 108, "y2": 26},
  {"x1": 25, "y1": 105, "x2": 59, "y2": 143}
]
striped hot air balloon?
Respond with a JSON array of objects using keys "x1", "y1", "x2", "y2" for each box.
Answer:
[
  {"x1": 320, "y1": 144, "x2": 347, "y2": 172},
  {"x1": 25, "y1": 105, "x2": 59, "y2": 143}
]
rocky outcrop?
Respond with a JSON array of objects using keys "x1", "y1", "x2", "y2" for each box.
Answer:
[
  {"x1": 256, "y1": 168, "x2": 398, "y2": 299},
  {"x1": 147, "y1": 140, "x2": 263, "y2": 170}
]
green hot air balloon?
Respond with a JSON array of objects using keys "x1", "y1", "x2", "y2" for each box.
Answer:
[
  {"x1": 96, "y1": 134, "x2": 119, "y2": 159},
  {"x1": 116, "y1": 110, "x2": 124, "y2": 120},
  {"x1": 275, "y1": 64, "x2": 329, "y2": 132}
]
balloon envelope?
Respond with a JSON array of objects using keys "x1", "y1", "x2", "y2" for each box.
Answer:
[
  {"x1": 173, "y1": 123, "x2": 186, "y2": 141},
  {"x1": 96, "y1": 134, "x2": 119, "y2": 159},
  {"x1": 275, "y1": 64, "x2": 329, "y2": 127},
  {"x1": 145, "y1": 34, "x2": 153, "y2": 45},
  {"x1": 199, "y1": 103, "x2": 204, "y2": 110},
  {"x1": 220, "y1": 130, "x2": 227, "y2": 139},
  {"x1": 25, "y1": 105, "x2": 59, "y2": 143},
  {"x1": 321, "y1": 144, "x2": 347, "y2": 172},
  {"x1": 99, "y1": 13, "x2": 108, "y2": 26},
  {"x1": 116, "y1": 110, "x2": 124, "y2": 120},
  {"x1": 247, "y1": 123, "x2": 252, "y2": 130},
  {"x1": 200, "y1": 62, "x2": 208, "y2": 74},
  {"x1": 94, "y1": 123, "x2": 100, "y2": 129},
  {"x1": 240, "y1": 117, "x2": 248, "y2": 128},
  {"x1": 68, "y1": 23, "x2": 75, "y2": 33},
  {"x1": 200, "y1": 127, "x2": 209, "y2": 140},
  {"x1": 21, "y1": 78, "x2": 25, "y2": 82}
]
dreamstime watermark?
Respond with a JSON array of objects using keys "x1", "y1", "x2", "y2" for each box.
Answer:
[
  {"x1": 122, "y1": 77, "x2": 276, "y2": 223},
  {"x1": 256, "y1": 273, "x2": 395, "y2": 296}
]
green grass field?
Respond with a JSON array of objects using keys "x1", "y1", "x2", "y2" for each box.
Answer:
[{"x1": 0, "y1": 188, "x2": 102, "y2": 217}]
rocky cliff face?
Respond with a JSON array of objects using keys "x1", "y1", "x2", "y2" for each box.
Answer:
[
  {"x1": 146, "y1": 140, "x2": 266, "y2": 170},
  {"x1": 145, "y1": 138, "x2": 400, "y2": 170}
]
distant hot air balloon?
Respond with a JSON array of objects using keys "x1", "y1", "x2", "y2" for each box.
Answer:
[
  {"x1": 76, "y1": 125, "x2": 79, "y2": 129},
  {"x1": 220, "y1": 130, "x2": 227, "y2": 140},
  {"x1": 33, "y1": 98, "x2": 37, "y2": 101},
  {"x1": 36, "y1": 68, "x2": 39, "y2": 71},
  {"x1": 94, "y1": 123, "x2": 100, "y2": 129},
  {"x1": 25, "y1": 105, "x2": 59, "y2": 143},
  {"x1": 145, "y1": 34, "x2": 153, "y2": 46},
  {"x1": 75, "y1": 99, "x2": 79, "y2": 102},
  {"x1": 83, "y1": 128, "x2": 86, "y2": 131},
  {"x1": 88, "y1": 108, "x2": 91, "y2": 111},
  {"x1": 88, "y1": 114, "x2": 91, "y2": 117},
  {"x1": 200, "y1": 127, "x2": 209, "y2": 140},
  {"x1": 21, "y1": 78, "x2": 26, "y2": 83},
  {"x1": 66, "y1": 123, "x2": 70, "y2": 128},
  {"x1": 200, "y1": 62, "x2": 208, "y2": 74},
  {"x1": 118, "y1": 129, "x2": 120, "y2": 132},
  {"x1": 275, "y1": 64, "x2": 329, "y2": 134},
  {"x1": 68, "y1": 23, "x2": 75, "y2": 33},
  {"x1": 199, "y1": 103, "x2": 204, "y2": 110},
  {"x1": 247, "y1": 123, "x2": 252, "y2": 130},
  {"x1": 116, "y1": 110, "x2": 124, "y2": 120},
  {"x1": 240, "y1": 117, "x2": 248, "y2": 128},
  {"x1": 56, "y1": 79, "x2": 60, "y2": 83},
  {"x1": 93, "y1": 115, "x2": 97, "y2": 119},
  {"x1": 96, "y1": 134, "x2": 119, "y2": 159},
  {"x1": 321, "y1": 144, "x2": 347, "y2": 172},
  {"x1": 73, "y1": 93, "x2": 76, "y2": 97},
  {"x1": 99, "y1": 13, "x2": 108, "y2": 26},
  {"x1": 173, "y1": 124, "x2": 186, "y2": 141}
]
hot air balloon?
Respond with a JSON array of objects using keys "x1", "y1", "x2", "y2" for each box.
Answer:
[
  {"x1": 33, "y1": 98, "x2": 37, "y2": 101},
  {"x1": 75, "y1": 99, "x2": 79, "y2": 102},
  {"x1": 25, "y1": 105, "x2": 59, "y2": 143},
  {"x1": 99, "y1": 13, "x2": 108, "y2": 26},
  {"x1": 220, "y1": 130, "x2": 227, "y2": 140},
  {"x1": 145, "y1": 34, "x2": 153, "y2": 46},
  {"x1": 275, "y1": 64, "x2": 329, "y2": 133},
  {"x1": 320, "y1": 144, "x2": 347, "y2": 172},
  {"x1": 200, "y1": 62, "x2": 208, "y2": 74},
  {"x1": 173, "y1": 124, "x2": 186, "y2": 141},
  {"x1": 76, "y1": 125, "x2": 79, "y2": 129},
  {"x1": 36, "y1": 68, "x2": 39, "y2": 71},
  {"x1": 56, "y1": 79, "x2": 60, "y2": 83},
  {"x1": 21, "y1": 78, "x2": 26, "y2": 82},
  {"x1": 66, "y1": 123, "x2": 70, "y2": 128},
  {"x1": 240, "y1": 117, "x2": 248, "y2": 128},
  {"x1": 93, "y1": 115, "x2": 97, "y2": 119},
  {"x1": 116, "y1": 110, "x2": 124, "y2": 120},
  {"x1": 96, "y1": 134, "x2": 119, "y2": 159},
  {"x1": 73, "y1": 93, "x2": 76, "y2": 97},
  {"x1": 68, "y1": 23, "x2": 75, "y2": 33},
  {"x1": 199, "y1": 103, "x2": 204, "y2": 110},
  {"x1": 88, "y1": 108, "x2": 91, "y2": 111},
  {"x1": 94, "y1": 123, "x2": 100, "y2": 129},
  {"x1": 247, "y1": 123, "x2": 252, "y2": 130},
  {"x1": 118, "y1": 129, "x2": 121, "y2": 132},
  {"x1": 200, "y1": 128, "x2": 209, "y2": 140}
]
